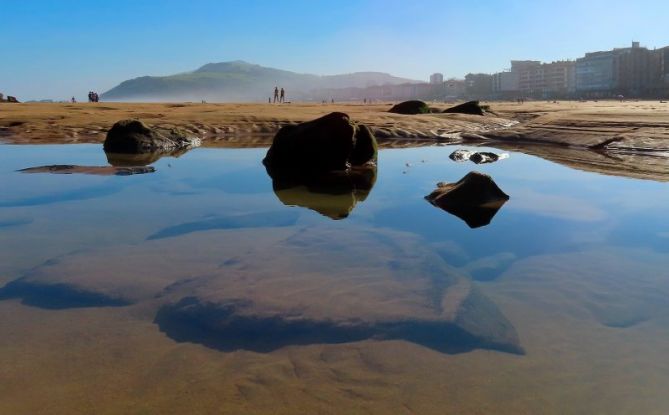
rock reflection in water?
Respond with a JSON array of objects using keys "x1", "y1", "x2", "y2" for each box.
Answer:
[
  {"x1": 146, "y1": 211, "x2": 300, "y2": 240},
  {"x1": 270, "y1": 166, "x2": 377, "y2": 220},
  {"x1": 436, "y1": 202, "x2": 508, "y2": 229},
  {"x1": 105, "y1": 147, "x2": 191, "y2": 167},
  {"x1": 16, "y1": 148, "x2": 196, "y2": 176},
  {"x1": 18, "y1": 164, "x2": 155, "y2": 176}
]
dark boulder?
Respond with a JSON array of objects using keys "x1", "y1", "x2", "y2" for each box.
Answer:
[
  {"x1": 426, "y1": 172, "x2": 510, "y2": 228},
  {"x1": 6, "y1": 96, "x2": 19, "y2": 103},
  {"x1": 262, "y1": 112, "x2": 377, "y2": 177},
  {"x1": 388, "y1": 100, "x2": 431, "y2": 115},
  {"x1": 103, "y1": 119, "x2": 200, "y2": 154},
  {"x1": 443, "y1": 101, "x2": 487, "y2": 116}
]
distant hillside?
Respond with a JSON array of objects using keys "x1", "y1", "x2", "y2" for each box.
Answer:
[{"x1": 101, "y1": 60, "x2": 419, "y2": 102}]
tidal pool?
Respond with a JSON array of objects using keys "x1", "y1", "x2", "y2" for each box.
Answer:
[{"x1": 0, "y1": 143, "x2": 668, "y2": 414}]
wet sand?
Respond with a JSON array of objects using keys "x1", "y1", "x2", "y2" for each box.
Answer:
[
  {"x1": 1, "y1": 241, "x2": 668, "y2": 415},
  {"x1": 0, "y1": 101, "x2": 513, "y2": 145}
]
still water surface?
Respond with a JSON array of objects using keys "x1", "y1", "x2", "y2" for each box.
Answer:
[{"x1": 1, "y1": 143, "x2": 668, "y2": 414}]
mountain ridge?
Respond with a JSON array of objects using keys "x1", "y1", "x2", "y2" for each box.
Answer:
[{"x1": 101, "y1": 60, "x2": 420, "y2": 102}]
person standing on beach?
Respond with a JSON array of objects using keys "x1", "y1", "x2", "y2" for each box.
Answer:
[
  {"x1": 273, "y1": 87, "x2": 279, "y2": 103},
  {"x1": 280, "y1": 88, "x2": 285, "y2": 103}
]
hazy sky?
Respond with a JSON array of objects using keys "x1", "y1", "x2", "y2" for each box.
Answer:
[{"x1": 3, "y1": 0, "x2": 669, "y2": 100}]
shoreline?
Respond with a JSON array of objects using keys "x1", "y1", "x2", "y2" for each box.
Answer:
[{"x1": 2, "y1": 100, "x2": 669, "y2": 181}]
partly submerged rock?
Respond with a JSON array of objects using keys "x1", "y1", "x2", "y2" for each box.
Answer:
[
  {"x1": 470, "y1": 151, "x2": 509, "y2": 164},
  {"x1": 262, "y1": 112, "x2": 377, "y2": 177},
  {"x1": 426, "y1": 172, "x2": 510, "y2": 228},
  {"x1": 388, "y1": 100, "x2": 431, "y2": 115},
  {"x1": 448, "y1": 149, "x2": 509, "y2": 165},
  {"x1": 443, "y1": 101, "x2": 487, "y2": 116},
  {"x1": 271, "y1": 166, "x2": 377, "y2": 220},
  {"x1": 104, "y1": 119, "x2": 201, "y2": 154},
  {"x1": 449, "y1": 149, "x2": 473, "y2": 162}
]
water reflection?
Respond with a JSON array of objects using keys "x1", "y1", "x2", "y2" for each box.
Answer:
[
  {"x1": 19, "y1": 164, "x2": 155, "y2": 176},
  {"x1": 105, "y1": 148, "x2": 191, "y2": 167},
  {"x1": 270, "y1": 166, "x2": 377, "y2": 220},
  {"x1": 146, "y1": 211, "x2": 300, "y2": 240}
]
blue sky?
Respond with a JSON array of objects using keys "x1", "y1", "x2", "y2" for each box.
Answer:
[{"x1": 2, "y1": 0, "x2": 669, "y2": 100}]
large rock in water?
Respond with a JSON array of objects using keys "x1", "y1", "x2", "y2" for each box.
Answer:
[
  {"x1": 262, "y1": 112, "x2": 377, "y2": 177},
  {"x1": 0, "y1": 226, "x2": 522, "y2": 354},
  {"x1": 104, "y1": 119, "x2": 200, "y2": 154},
  {"x1": 426, "y1": 172, "x2": 510, "y2": 228},
  {"x1": 388, "y1": 100, "x2": 430, "y2": 115},
  {"x1": 443, "y1": 101, "x2": 486, "y2": 115}
]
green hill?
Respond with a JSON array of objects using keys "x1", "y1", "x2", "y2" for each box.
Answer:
[{"x1": 101, "y1": 60, "x2": 418, "y2": 102}]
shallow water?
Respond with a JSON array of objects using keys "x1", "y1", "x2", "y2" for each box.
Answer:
[{"x1": 1, "y1": 143, "x2": 668, "y2": 414}]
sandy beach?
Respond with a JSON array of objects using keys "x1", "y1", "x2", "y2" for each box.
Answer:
[{"x1": 2, "y1": 100, "x2": 669, "y2": 180}]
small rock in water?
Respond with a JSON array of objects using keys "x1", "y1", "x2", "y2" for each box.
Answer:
[
  {"x1": 469, "y1": 152, "x2": 499, "y2": 164},
  {"x1": 469, "y1": 152, "x2": 509, "y2": 164},
  {"x1": 449, "y1": 149, "x2": 473, "y2": 162},
  {"x1": 425, "y1": 172, "x2": 510, "y2": 228},
  {"x1": 450, "y1": 150, "x2": 509, "y2": 165}
]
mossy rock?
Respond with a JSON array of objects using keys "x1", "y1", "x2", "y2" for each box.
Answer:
[
  {"x1": 104, "y1": 119, "x2": 200, "y2": 154},
  {"x1": 388, "y1": 100, "x2": 431, "y2": 115},
  {"x1": 443, "y1": 101, "x2": 487, "y2": 115}
]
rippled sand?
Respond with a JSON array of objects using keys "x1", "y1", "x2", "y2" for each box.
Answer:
[{"x1": 2, "y1": 243, "x2": 668, "y2": 414}]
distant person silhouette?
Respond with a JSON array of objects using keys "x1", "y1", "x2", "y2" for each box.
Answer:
[
  {"x1": 71, "y1": 96, "x2": 76, "y2": 103},
  {"x1": 280, "y1": 88, "x2": 285, "y2": 103},
  {"x1": 273, "y1": 86, "x2": 279, "y2": 103}
]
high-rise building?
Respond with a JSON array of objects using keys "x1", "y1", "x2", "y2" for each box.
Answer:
[
  {"x1": 492, "y1": 71, "x2": 519, "y2": 94},
  {"x1": 464, "y1": 73, "x2": 493, "y2": 97},
  {"x1": 429, "y1": 73, "x2": 444, "y2": 85},
  {"x1": 576, "y1": 42, "x2": 657, "y2": 96},
  {"x1": 510, "y1": 60, "x2": 575, "y2": 97},
  {"x1": 576, "y1": 51, "x2": 617, "y2": 93},
  {"x1": 660, "y1": 47, "x2": 669, "y2": 83}
]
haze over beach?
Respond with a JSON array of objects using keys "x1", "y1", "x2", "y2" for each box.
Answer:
[{"x1": 2, "y1": 1, "x2": 669, "y2": 415}]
